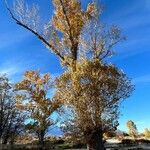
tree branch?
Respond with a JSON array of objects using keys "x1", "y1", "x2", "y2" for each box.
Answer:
[
  {"x1": 4, "y1": 0, "x2": 64, "y2": 61},
  {"x1": 100, "y1": 39, "x2": 122, "y2": 60},
  {"x1": 59, "y1": 0, "x2": 78, "y2": 61}
]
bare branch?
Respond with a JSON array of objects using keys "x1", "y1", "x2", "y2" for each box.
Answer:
[{"x1": 4, "y1": 0, "x2": 64, "y2": 61}]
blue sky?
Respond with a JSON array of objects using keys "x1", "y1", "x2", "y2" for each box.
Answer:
[{"x1": 0, "y1": 0, "x2": 150, "y2": 133}]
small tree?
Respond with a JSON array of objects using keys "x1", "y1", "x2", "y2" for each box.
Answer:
[
  {"x1": 0, "y1": 75, "x2": 25, "y2": 144},
  {"x1": 15, "y1": 70, "x2": 62, "y2": 146},
  {"x1": 144, "y1": 128, "x2": 150, "y2": 139},
  {"x1": 2, "y1": 109, "x2": 25, "y2": 145},
  {"x1": 126, "y1": 120, "x2": 138, "y2": 138}
]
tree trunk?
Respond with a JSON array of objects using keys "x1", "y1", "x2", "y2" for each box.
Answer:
[
  {"x1": 2, "y1": 130, "x2": 10, "y2": 144},
  {"x1": 39, "y1": 136, "x2": 44, "y2": 146},
  {"x1": 2, "y1": 136, "x2": 9, "y2": 144},
  {"x1": 86, "y1": 130, "x2": 106, "y2": 150},
  {"x1": 38, "y1": 131, "x2": 45, "y2": 148}
]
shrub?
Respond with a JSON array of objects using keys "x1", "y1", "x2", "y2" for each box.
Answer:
[
  {"x1": 53, "y1": 139, "x2": 65, "y2": 144},
  {"x1": 121, "y1": 139, "x2": 136, "y2": 145},
  {"x1": 58, "y1": 143, "x2": 73, "y2": 149},
  {"x1": 126, "y1": 120, "x2": 138, "y2": 138},
  {"x1": 144, "y1": 128, "x2": 150, "y2": 138},
  {"x1": 104, "y1": 131, "x2": 116, "y2": 138},
  {"x1": 137, "y1": 139, "x2": 150, "y2": 144},
  {"x1": 72, "y1": 143, "x2": 86, "y2": 148}
]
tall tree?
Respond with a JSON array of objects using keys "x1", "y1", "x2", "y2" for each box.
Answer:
[
  {"x1": 56, "y1": 59, "x2": 133, "y2": 150},
  {"x1": 127, "y1": 120, "x2": 138, "y2": 138},
  {"x1": 6, "y1": 1, "x2": 134, "y2": 149},
  {"x1": 5, "y1": 0, "x2": 120, "y2": 66},
  {"x1": 15, "y1": 70, "x2": 62, "y2": 146}
]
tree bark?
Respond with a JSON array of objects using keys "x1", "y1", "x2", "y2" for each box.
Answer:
[{"x1": 86, "y1": 130, "x2": 106, "y2": 150}]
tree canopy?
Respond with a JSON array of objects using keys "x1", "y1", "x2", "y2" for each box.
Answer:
[
  {"x1": 15, "y1": 70, "x2": 62, "y2": 145},
  {"x1": 0, "y1": 75, "x2": 25, "y2": 144}
]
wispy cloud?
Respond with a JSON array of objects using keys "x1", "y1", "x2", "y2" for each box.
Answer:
[
  {"x1": 0, "y1": 59, "x2": 61, "y2": 83},
  {"x1": 0, "y1": 66, "x2": 19, "y2": 77},
  {"x1": 103, "y1": 0, "x2": 139, "y2": 22},
  {"x1": 134, "y1": 120, "x2": 150, "y2": 132},
  {"x1": 102, "y1": 1, "x2": 150, "y2": 61},
  {"x1": 0, "y1": 30, "x2": 31, "y2": 50},
  {"x1": 133, "y1": 74, "x2": 150, "y2": 85},
  {"x1": 113, "y1": 38, "x2": 150, "y2": 61},
  {"x1": 0, "y1": 61, "x2": 24, "y2": 82},
  {"x1": 144, "y1": 0, "x2": 150, "y2": 10}
]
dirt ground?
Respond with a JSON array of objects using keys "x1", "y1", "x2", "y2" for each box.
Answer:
[{"x1": 0, "y1": 144, "x2": 150, "y2": 150}]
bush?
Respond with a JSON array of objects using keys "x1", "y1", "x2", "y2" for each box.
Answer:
[
  {"x1": 137, "y1": 139, "x2": 150, "y2": 144},
  {"x1": 144, "y1": 128, "x2": 150, "y2": 138},
  {"x1": 72, "y1": 143, "x2": 86, "y2": 148},
  {"x1": 58, "y1": 143, "x2": 86, "y2": 149},
  {"x1": 104, "y1": 131, "x2": 116, "y2": 138},
  {"x1": 121, "y1": 139, "x2": 136, "y2": 145},
  {"x1": 52, "y1": 139, "x2": 65, "y2": 144},
  {"x1": 58, "y1": 143, "x2": 73, "y2": 149},
  {"x1": 121, "y1": 138, "x2": 150, "y2": 145}
]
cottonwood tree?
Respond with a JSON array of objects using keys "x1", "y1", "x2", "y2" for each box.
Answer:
[
  {"x1": 6, "y1": 0, "x2": 134, "y2": 149},
  {"x1": 56, "y1": 59, "x2": 133, "y2": 149},
  {"x1": 0, "y1": 75, "x2": 25, "y2": 144},
  {"x1": 15, "y1": 71, "x2": 61, "y2": 146},
  {"x1": 127, "y1": 120, "x2": 138, "y2": 138}
]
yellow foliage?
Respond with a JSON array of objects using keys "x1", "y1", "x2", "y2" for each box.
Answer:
[
  {"x1": 11, "y1": 0, "x2": 133, "y2": 147},
  {"x1": 15, "y1": 70, "x2": 62, "y2": 133},
  {"x1": 56, "y1": 59, "x2": 133, "y2": 133}
]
